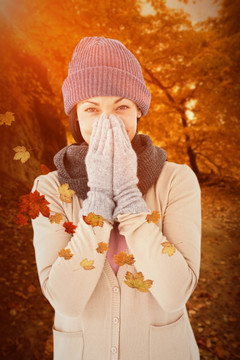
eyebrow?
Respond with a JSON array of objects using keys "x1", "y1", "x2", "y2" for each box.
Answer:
[{"x1": 80, "y1": 97, "x2": 126, "y2": 106}]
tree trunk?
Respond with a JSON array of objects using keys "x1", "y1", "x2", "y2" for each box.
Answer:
[{"x1": 180, "y1": 113, "x2": 200, "y2": 178}]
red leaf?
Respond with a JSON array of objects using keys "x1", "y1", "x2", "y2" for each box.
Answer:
[
  {"x1": 18, "y1": 193, "x2": 30, "y2": 213},
  {"x1": 15, "y1": 214, "x2": 28, "y2": 226},
  {"x1": 63, "y1": 221, "x2": 77, "y2": 234},
  {"x1": 18, "y1": 190, "x2": 50, "y2": 219},
  {"x1": 40, "y1": 164, "x2": 50, "y2": 175}
]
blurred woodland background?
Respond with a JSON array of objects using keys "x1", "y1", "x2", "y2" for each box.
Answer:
[{"x1": 0, "y1": 0, "x2": 239, "y2": 359}]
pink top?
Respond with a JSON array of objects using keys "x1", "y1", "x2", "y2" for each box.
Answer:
[{"x1": 106, "y1": 221, "x2": 127, "y2": 274}]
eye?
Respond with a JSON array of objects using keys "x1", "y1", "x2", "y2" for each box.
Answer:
[
  {"x1": 85, "y1": 107, "x2": 97, "y2": 112},
  {"x1": 117, "y1": 105, "x2": 129, "y2": 110}
]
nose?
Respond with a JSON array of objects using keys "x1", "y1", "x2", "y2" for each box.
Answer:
[
  {"x1": 102, "y1": 111, "x2": 110, "y2": 118},
  {"x1": 101, "y1": 110, "x2": 116, "y2": 119}
]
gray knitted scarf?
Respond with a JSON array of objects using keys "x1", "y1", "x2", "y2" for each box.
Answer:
[{"x1": 53, "y1": 132, "x2": 167, "y2": 200}]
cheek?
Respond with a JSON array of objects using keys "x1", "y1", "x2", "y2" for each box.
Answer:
[
  {"x1": 78, "y1": 119, "x2": 94, "y2": 134},
  {"x1": 122, "y1": 118, "x2": 137, "y2": 131}
]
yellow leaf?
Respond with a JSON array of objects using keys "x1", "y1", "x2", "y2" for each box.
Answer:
[
  {"x1": 83, "y1": 212, "x2": 104, "y2": 228},
  {"x1": 161, "y1": 241, "x2": 176, "y2": 256},
  {"x1": 114, "y1": 251, "x2": 135, "y2": 266},
  {"x1": 13, "y1": 146, "x2": 30, "y2": 163},
  {"x1": 58, "y1": 248, "x2": 73, "y2": 260},
  {"x1": 58, "y1": 183, "x2": 75, "y2": 203},
  {"x1": 146, "y1": 210, "x2": 161, "y2": 224},
  {"x1": 124, "y1": 271, "x2": 153, "y2": 292},
  {"x1": 80, "y1": 258, "x2": 95, "y2": 270},
  {"x1": 49, "y1": 213, "x2": 63, "y2": 224},
  {"x1": 96, "y1": 242, "x2": 109, "y2": 254},
  {"x1": 0, "y1": 111, "x2": 15, "y2": 126}
]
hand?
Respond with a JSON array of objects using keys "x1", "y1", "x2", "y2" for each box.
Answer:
[
  {"x1": 109, "y1": 114, "x2": 150, "y2": 220},
  {"x1": 109, "y1": 114, "x2": 138, "y2": 197},
  {"x1": 79, "y1": 112, "x2": 115, "y2": 221},
  {"x1": 85, "y1": 112, "x2": 113, "y2": 195}
]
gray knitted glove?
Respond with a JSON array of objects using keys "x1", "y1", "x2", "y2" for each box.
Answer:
[
  {"x1": 109, "y1": 114, "x2": 150, "y2": 220},
  {"x1": 79, "y1": 112, "x2": 115, "y2": 221}
]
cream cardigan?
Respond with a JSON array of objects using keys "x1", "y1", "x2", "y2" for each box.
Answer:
[{"x1": 31, "y1": 161, "x2": 201, "y2": 360}]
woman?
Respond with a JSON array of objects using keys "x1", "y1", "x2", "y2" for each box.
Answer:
[{"x1": 31, "y1": 36, "x2": 201, "y2": 360}]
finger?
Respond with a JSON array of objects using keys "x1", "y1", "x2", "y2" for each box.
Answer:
[
  {"x1": 88, "y1": 118, "x2": 100, "y2": 153},
  {"x1": 112, "y1": 126, "x2": 126, "y2": 156},
  {"x1": 109, "y1": 114, "x2": 120, "y2": 129},
  {"x1": 109, "y1": 114, "x2": 131, "y2": 149},
  {"x1": 103, "y1": 128, "x2": 113, "y2": 158},
  {"x1": 97, "y1": 117, "x2": 110, "y2": 154},
  {"x1": 90, "y1": 112, "x2": 108, "y2": 152}
]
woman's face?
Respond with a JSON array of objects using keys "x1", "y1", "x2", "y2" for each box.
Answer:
[{"x1": 76, "y1": 96, "x2": 142, "y2": 144}]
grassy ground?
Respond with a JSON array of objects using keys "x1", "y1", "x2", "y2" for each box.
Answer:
[{"x1": 0, "y1": 177, "x2": 239, "y2": 359}]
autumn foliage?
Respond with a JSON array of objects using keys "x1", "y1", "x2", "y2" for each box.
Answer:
[
  {"x1": 1, "y1": 0, "x2": 240, "y2": 186},
  {"x1": 114, "y1": 251, "x2": 136, "y2": 266},
  {"x1": 83, "y1": 212, "x2": 105, "y2": 228},
  {"x1": 161, "y1": 241, "x2": 176, "y2": 256},
  {"x1": 13, "y1": 146, "x2": 30, "y2": 164},
  {"x1": 58, "y1": 248, "x2": 73, "y2": 260},
  {"x1": 124, "y1": 271, "x2": 153, "y2": 292},
  {"x1": 63, "y1": 221, "x2": 77, "y2": 234},
  {"x1": 80, "y1": 258, "x2": 95, "y2": 270},
  {"x1": 58, "y1": 184, "x2": 75, "y2": 203},
  {"x1": 18, "y1": 189, "x2": 50, "y2": 220},
  {"x1": 146, "y1": 211, "x2": 161, "y2": 224},
  {"x1": 0, "y1": 111, "x2": 15, "y2": 126},
  {"x1": 15, "y1": 213, "x2": 28, "y2": 226},
  {"x1": 49, "y1": 213, "x2": 63, "y2": 224},
  {"x1": 96, "y1": 242, "x2": 109, "y2": 254}
]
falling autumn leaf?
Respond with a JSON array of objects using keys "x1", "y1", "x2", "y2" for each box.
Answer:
[
  {"x1": 114, "y1": 251, "x2": 135, "y2": 266},
  {"x1": 63, "y1": 221, "x2": 77, "y2": 234},
  {"x1": 80, "y1": 258, "x2": 95, "y2": 270},
  {"x1": 58, "y1": 183, "x2": 75, "y2": 203},
  {"x1": 161, "y1": 241, "x2": 176, "y2": 256},
  {"x1": 58, "y1": 248, "x2": 73, "y2": 260},
  {"x1": 13, "y1": 146, "x2": 30, "y2": 164},
  {"x1": 124, "y1": 271, "x2": 153, "y2": 292},
  {"x1": 146, "y1": 210, "x2": 161, "y2": 224},
  {"x1": 0, "y1": 111, "x2": 15, "y2": 126},
  {"x1": 15, "y1": 213, "x2": 28, "y2": 226},
  {"x1": 40, "y1": 164, "x2": 50, "y2": 175},
  {"x1": 96, "y1": 241, "x2": 109, "y2": 254},
  {"x1": 83, "y1": 212, "x2": 104, "y2": 228},
  {"x1": 49, "y1": 213, "x2": 63, "y2": 224},
  {"x1": 18, "y1": 190, "x2": 50, "y2": 219}
]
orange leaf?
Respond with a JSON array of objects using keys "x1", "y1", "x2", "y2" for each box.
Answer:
[
  {"x1": 40, "y1": 164, "x2": 50, "y2": 175},
  {"x1": 58, "y1": 248, "x2": 73, "y2": 260},
  {"x1": 124, "y1": 271, "x2": 153, "y2": 292},
  {"x1": 114, "y1": 251, "x2": 135, "y2": 266},
  {"x1": 15, "y1": 214, "x2": 28, "y2": 226},
  {"x1": 0, "y1": 111, "x2": 15, "y2": 126},
  {"x1": 96, "y1": 242, "x2": 109, "y2": 254},
  {"x1": 63, "y1": 221, "x2": 77, "y2": 234},
  {"x1": 83, "y1": 212, "x2": 104, "y2": 228},
  {"x1": 80, "y1": 258, "x2": 95, "y2": 270},
  {"x1": 145, "y1": 210, "x2": 161, "y2": 224},
  {"x1": 161, "y1": 241, "x2": 176, "y2": 256},
  {"x1": 49, "y1": 213, "x2": 63, "y2": 224},
  {"x1": 18, "y1": 190, "x2": 50, "y2": 219},
  {"x1": 58, "y1": 184, "x2": 75, "y2": 203}
]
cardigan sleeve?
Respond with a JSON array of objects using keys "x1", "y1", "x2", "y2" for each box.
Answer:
[
  {"x1": 117, "y1": 164, "x2": 201, "y2": 313},
  {"x1": 31, "y1": 174, "x2": 113, "y2": 318}
]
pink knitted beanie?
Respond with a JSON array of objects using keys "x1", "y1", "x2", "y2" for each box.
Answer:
[{"x1": 62, "y1": 36, "x2": 151, "y2": 116}]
